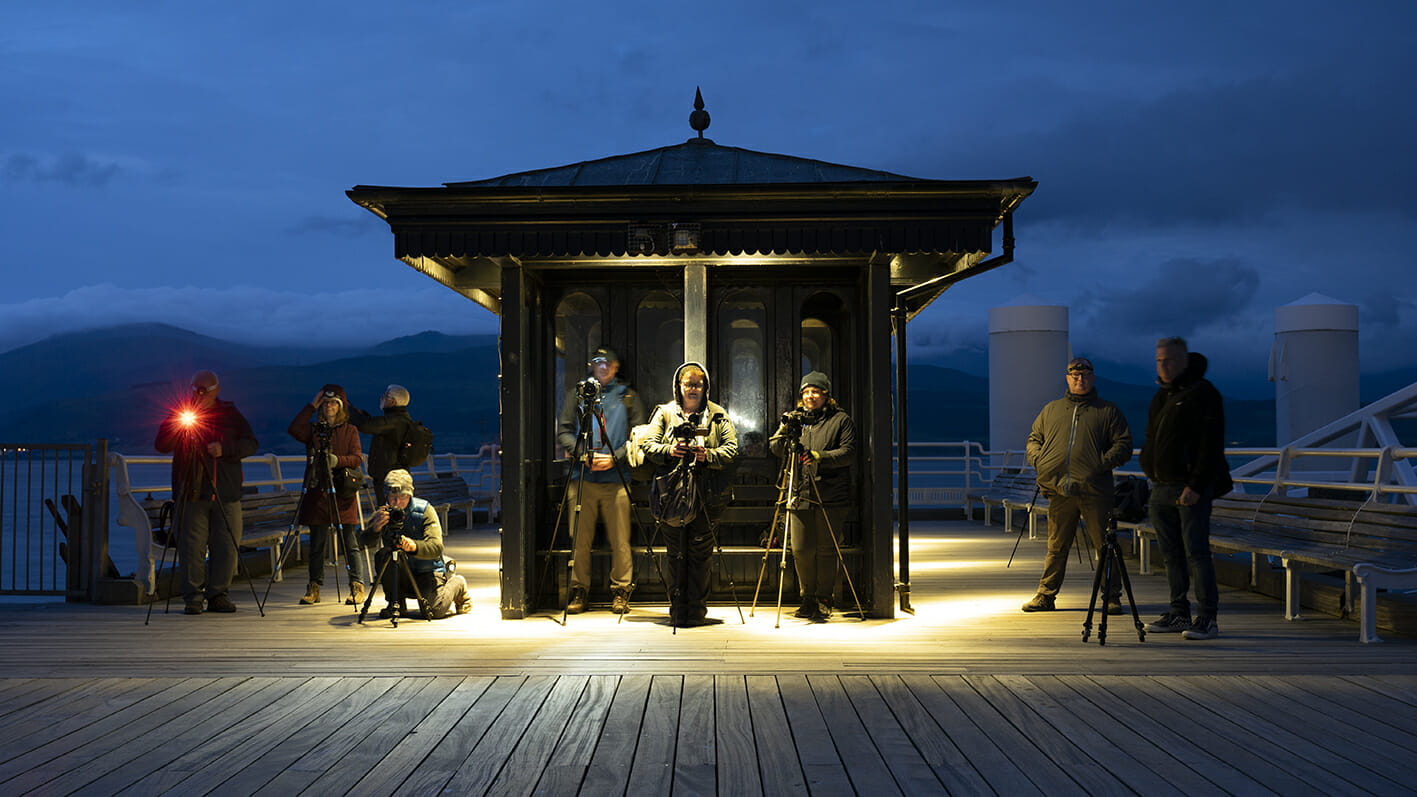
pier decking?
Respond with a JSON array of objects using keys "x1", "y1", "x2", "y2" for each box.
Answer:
[{"x1": 2, "y1": 519, "x2": 1414, "y2": 795}]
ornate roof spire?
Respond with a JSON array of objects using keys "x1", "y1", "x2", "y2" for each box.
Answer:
[{"x1": 689, "y1": 86, "x2": 711, "y2": 141}]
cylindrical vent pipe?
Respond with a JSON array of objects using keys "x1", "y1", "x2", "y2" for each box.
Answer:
[
  {"x1": 1270, "y1": 293, "x2": 1359, "y2": 447},
  {"x1": 989, "y1": 299, "x2": 1069, "y2": 466}
]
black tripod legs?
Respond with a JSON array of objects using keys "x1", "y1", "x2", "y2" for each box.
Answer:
[{"x1": 1082, "y1": 528, "x2": 1146, "y2": 645}]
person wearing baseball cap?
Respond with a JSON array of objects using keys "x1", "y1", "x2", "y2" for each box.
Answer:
[
  {"x1": 365, "y1": 469, "x2": 471, "y2": 620},
  {"x1": 1021, "y1": 355, "x2": 1132, "y2": 614}
]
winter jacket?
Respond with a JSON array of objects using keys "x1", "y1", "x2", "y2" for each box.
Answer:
[
  {"x1": 640, "y1": 362, "x2": 739, "y2": 509},
  {"x1": 288, "y1": 390, "x2": 363, "y2": 526},
  {"x1": 768, "y1": 403, "x2": 856, "y2": 507},
  {"x1": 155, "y1": 398, "x2": 259, "y2": 503},
  {"x1": 1027, "y1": 390, "x2": 1132, "y2": 500},
  {"x1": 1140, "y1": 351, "x2": 1233, "y2": 496},
  {"x1": 349, "y1": 404, "x2": 412, "y2": 483},
  {"x1": 556, "y1": 378, "x2": 648, "y2": 484}
]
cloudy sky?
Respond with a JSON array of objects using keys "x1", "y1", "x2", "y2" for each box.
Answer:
[{"x1": 5, "y1": 1, "x2": 1415, "y2": 390}]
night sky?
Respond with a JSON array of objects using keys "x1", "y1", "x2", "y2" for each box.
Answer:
[{"x1": 6, "y1": 2, "x2": 1415, "y2": 390}]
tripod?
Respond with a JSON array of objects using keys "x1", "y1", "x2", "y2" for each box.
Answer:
[
  {"x1": 262, "y1": 423, "x2": 348, "y2": 611},
  {"x1": 750, "y1": 437, "x2": 865, "y2": 628},
  {"x1": 357, "y1": 530, "x2": 432, "y2": 626},
  {"x1": 1081, "y1": 515, "x2": 1146, "y2": 645}
]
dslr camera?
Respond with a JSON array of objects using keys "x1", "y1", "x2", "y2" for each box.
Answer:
[
  {"x1": 779, "y1": 409, "x2": 811, "y2": 437},
  {"x1": 575, "y1": 377, "x2": 601, "y2": 404},
  {"x1": 382, "y1": 505, "x2": 405, "y2": 548}
]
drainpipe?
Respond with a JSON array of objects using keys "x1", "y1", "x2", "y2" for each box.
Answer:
[{"x1": 891, "y1": 208, "x2": 1017, "y2": 616}]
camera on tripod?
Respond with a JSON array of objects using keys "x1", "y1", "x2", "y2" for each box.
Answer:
[
  {"x1": 779, "y1": 408, "x2": 811, "y2": 434},
  {"x1": 575, "y1": 377, "x2": 601, "y2": 405},
  {"x1": 382, "y1": 506, "x2": 406, "y2": 548}
]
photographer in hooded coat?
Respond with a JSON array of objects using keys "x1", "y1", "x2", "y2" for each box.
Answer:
[
  {"x1": 639, "y1": 362, "x2": 739, "y2": 627},
  {"x1": 768, "y1": 371, "x2": 856, "y2": 623},
  {"x1": 365, "y1": 469, "x2": 471, "y2": 619},
  {"x1": 288, "y1": 384, "x2": 367, "y2": 606}
]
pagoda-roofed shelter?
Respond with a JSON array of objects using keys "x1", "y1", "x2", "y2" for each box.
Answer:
[{"x1": 348, "y1": 94, "x2": 1035, "y2": 619}]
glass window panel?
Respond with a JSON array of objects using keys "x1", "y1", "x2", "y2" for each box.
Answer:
[
  {"x1": 718, "y1": 290, "x2": 767, "y2": 451},
  {"x1": 554, "y1": 292, "x2": 601, "y2": 456},
  {"x1": 635, "y1": 290, "x2": 683, "y2": 409}
]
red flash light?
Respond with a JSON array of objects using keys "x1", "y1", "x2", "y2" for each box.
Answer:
[{"x1": 179, "y1": 410, "x2": 199, "y2": 428}]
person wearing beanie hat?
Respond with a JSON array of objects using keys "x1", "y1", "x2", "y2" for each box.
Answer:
[
  {"x1": 349, "y1": 384, "x2": 417, "y2": 506},
  {"x1": 769, "y1": 370, "x2": 856, "y2": 623},
  {"x1": 288, "y1": 384, "x2": 368, "y2": 607},
  {"x1": 1021, "y1": 356, "x2": 1132, "y2": 615},
  {"x1": 638, "y1": 361, "x2": 739, "y2": 627},
  {"x1": 154, "y1": 369, "x2": 259, "y2": 615},
  {"x1": 364, "y1": 469, "x2": 472, "y2": 620},
  {"x1": 555, "y1": 343, "x2": 647, "y2": 615}
]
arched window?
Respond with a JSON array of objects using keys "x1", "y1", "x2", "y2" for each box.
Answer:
[
  {"x1": 635, "y1": 291, "x2": 683, "y2": 409},
  {"x1": 554, "y1": 292, "x2": 602, "y2": 431},
  {"x1": 718, "y1": 290, "x2": 767, "y2": 452},
  {"x1": 801, "y1": 291, "x2": 848, "y2": 407}
]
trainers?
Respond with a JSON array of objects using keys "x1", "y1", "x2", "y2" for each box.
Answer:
[
  {"x1": 1022, "y1": 593, "x2": 1056, "y2": 612},
  {"x1": 184, "y1": 599, "x2": 204, "y2": 615},
  {"x1": 566, "y1": 587, "x2": 587, "y2": 614},
  {"x1": 346, "y1": 581, "x2": 365, "y2": 606},
  {"x1": 610, "y1": 590, "x2": 630, "y2": 615},
  {"x1": 1182, "y1": 616, "x2": 1219, "y2": 640},
  {"x1": 206, "y1": 594, "x2": 236, "y2": 613},
  {"x1": 1145, "y1": 612, "x2": 1192, "y2": 633},
  {"x1": 456, "y1": 595, "x2": 473, "y2": 615},
  {"x1": 299, "y1": 582, "x2": 320, "y2": 605}
]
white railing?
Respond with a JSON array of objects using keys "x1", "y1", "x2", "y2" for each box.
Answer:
[
  {"x1": 109, "y1": 449, "x2": 502, "y2": 592},
  {"x1": 904, "y1": 443, "x2": 1417, "y2": 510}
]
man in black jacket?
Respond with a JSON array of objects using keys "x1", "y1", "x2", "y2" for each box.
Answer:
[
  {"x1": 1021, "y1": 358, "x2": 1132, "y2": 614},
  {"x1": 154, "y1": 370, "x2": 259, "y2": 615},
  {"x1": 350, "y1": 385, "x2": 413, "y2": 505},
  {"x1": 1140, "y1": 337, "x2": 1233, "y2": 641}
]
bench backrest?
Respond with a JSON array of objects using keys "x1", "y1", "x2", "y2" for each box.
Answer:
[{"x1": 1215, "y1": 493, "x2": 1417, "y2": 557}]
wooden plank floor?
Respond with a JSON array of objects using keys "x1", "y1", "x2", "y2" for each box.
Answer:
[{"x1": 2, "y1": 520, "x2": 1415, "y2": 795}]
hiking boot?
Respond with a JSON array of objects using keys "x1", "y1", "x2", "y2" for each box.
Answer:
[
  {"x1": 794, "y1": 599, "x2": 816, "y2": 619},
  {"x1": 184, "y1": 599, "x2": 204, "y2": 615},
  {"x1": 300, "y1": 582, "x2": 321, "y2": 605},
  {"x1": 566, "y1": 587, "x2": 587, "y2": 614},
  {"x1": 456, "y1": 594, "x2": 473, "y2": 615},
  {"x1": 610, "y1": 589, "x2": 630, "y2": 615},
  {"x1": 1145, "y1": 612, "x2": 1192, "y2": 633},
  {"x1": 1182, "y1": 616, "x2": 1219, "y2": 640},
  {"x1": 378, "y1": 604, "x2": 402, "y2": 620},
  {"x1": 809, "y1": 601, "x2": 832, "y2": 623},
  {"x1": 206, "y1": 594, "x2": 236, "y2": 613},
  {"x1": 1022, "y1": 593, "x2": 1056, "y2": 612},
  {"x1": 1106, "y1": 599, "x2": 1124, "y2": 616},
  {"x1": 346, "y1": 581, "x2": 365, "y2": 606}
]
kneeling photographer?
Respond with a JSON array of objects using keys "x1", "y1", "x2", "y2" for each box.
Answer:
[
  {"x1": 767, "y1": 371, "x2": 856, "y2": 623},
  {"x1": 365, "y1": 469, "x2": 471, "y2": 620}
]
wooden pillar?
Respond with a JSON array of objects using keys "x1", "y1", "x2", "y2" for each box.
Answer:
[
  {"x1": 499, "y1": 265, "x2": 530, "y2": 618},
  {"x1": 864, "y1": 260, "x2": 896, "y2": 618}
]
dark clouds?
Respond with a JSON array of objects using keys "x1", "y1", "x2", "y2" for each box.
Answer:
[
  {"x1": 1077, "y1": 258, "x2": 1261, "y2": 338},
  {"x1": 4, "y1": 151, "x2": 120, "y2": 187}
]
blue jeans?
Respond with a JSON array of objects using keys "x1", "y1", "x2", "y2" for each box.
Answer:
[{"x1": 1148, "y1": 482, "x2": 1219, "y2": 618}]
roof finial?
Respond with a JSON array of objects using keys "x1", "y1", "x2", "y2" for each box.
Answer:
[{"x1": 689, "y1": 86, "x2": 711, "y2": 140}]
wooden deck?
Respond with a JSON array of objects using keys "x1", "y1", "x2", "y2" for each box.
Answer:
[{"x1": 2, "y1": 519, "x2": 1415, "y2": 795}]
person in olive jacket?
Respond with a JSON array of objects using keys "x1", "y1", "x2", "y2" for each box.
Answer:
[
  {"x1": 1021, "y1": 358, "x2": 1133, "y2": 613},
  {"x1": 768, "y1": 371, "x2": 856, "y2": 623}
]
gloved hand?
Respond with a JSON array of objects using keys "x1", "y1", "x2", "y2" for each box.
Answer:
[{"x1": 325, "y1": 452, "x2": 339, "y2": 470}]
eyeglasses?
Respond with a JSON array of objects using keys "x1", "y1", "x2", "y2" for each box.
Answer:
[
  {"x1": 681, "y1": 382, "x2": 705, "y2": 389},
  {"x1": 191, "y1": 385, "x2": 216, "y2": 394},
  {"x1": 1066, "y1": 371, "x2": 1093, "y2": 377},
  {"x1": 590, "y1": 358, "x2": 610, "y2": 365}
]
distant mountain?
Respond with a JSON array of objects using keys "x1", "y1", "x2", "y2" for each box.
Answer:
[{"x1": 6, "y1": 323, "x2": 1410, "y2": 453}]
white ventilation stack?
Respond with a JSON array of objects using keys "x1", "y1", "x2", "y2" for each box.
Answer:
[
  {"x1": 1271, "y1": 293, "x2": 1359, "y2": 447},
  {"x1": 989, "y1": 298, "x2": 1069, "y2": 464}
]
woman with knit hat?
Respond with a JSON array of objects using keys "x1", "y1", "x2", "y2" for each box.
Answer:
[{"x1": 288, "y1": 384, "x2": 367, "y2": 606}]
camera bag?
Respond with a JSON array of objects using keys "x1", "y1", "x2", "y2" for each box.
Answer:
[
  {"x1": 333, "y1": 466, "x2": 363, "y2": 499},
  {"x1": 649, "y1": 462, "x2": 698, "y2": 527}
]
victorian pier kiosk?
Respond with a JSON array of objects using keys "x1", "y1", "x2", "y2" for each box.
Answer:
[{"x1": 349, "y1": 97, "x2": 1035, "y2": 619}]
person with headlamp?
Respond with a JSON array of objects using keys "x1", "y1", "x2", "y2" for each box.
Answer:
[{"x1": 154, "y1": 370, "x2": 259, "y2": 615}]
